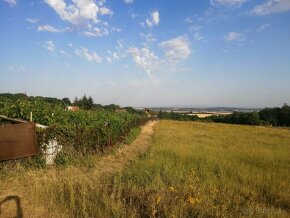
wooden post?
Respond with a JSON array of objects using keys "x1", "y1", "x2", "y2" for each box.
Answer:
[{"x1": 30, "y1": 111, "x2": 33, "y2": 122}]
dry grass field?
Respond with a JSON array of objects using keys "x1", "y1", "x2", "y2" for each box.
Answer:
[
  {"x1": 105, "y1": 120, "x2": 290, "y2": 217},
  {"x1": 1, "y1": 120, "x2": 290, "y2": 217},
  {"x1": 188, "y1": 112, "x2": 233, "y2": 118}
]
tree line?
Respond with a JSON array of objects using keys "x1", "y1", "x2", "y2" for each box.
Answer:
[
  {"x1": 157, "y1": 111, "x2": 198, "y2": 121},
  {"x1": 158, "y1": 104, "x2": 290, "y2": 127},
  {"x1": 206, "y1": 104, "x2": 290, "y2": 126},
  {"x1": 0, "y1": 93, "x2": 144, "y2": 115},
  {"x1": 0, "y1": 93, "x2": 71, "y2": 106}
]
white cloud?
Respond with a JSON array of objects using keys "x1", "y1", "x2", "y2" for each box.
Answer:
[
  {"x1": 211, "y1": 0, "x2": 249, "y2": 7},
  {"x1": 84, "y1": 27, "x2": 109, "y2": 37},
  {"x1": 59, "y1": 49, "x2": 72, "y2": 57},
  {"x1": 190, "y1": 25, "x2": 204, "y2": 42},
  {"x1": 116, "y1": 40, "x2": 124, "y2": 49},
  {"x1": 159, "y1": 36, "x2": 191, "y2": 63},
  {"x1": 4, "y1": 0, "x2": 16, "y2": 6},
  {"x1": 9, "y1": 65, "x2": 26, "y2": 72},
  {"x1": 194, "y1": 32, "x2": 203, "y2": 41},
  {"x1": 145, "y1": 10, "x2": 160, "y2": 27},
  {"x1": 106, "y1": 46, "x2": 124, "y2": 63},
  {"x1": 75, "y1": 47, "x2": 102, "y2": 63},
  {"x1": 102, "y1": 21, "x2": 109, "y2": 27},
  {"x1": 139, "y1": 32, "x2": 157, "y2": 43},
  {"x1": 83, "y1": 22, "x2": 120, "y2": 37},
  {"x1": 131, "y1": 13, "x2": 137, "y2": 19},
  {"x1": 100, "y1": 6, "x2": 113, "y2": 15},
  {"x1": 44, "y1": 0, "x2": 115, "y2": 39},
  {"x1": 151, "y1": 11, "x2": 160, "y2": 24},
  {"x1": 184, "y1": 17, "x2": 193, "y2": 23},
  {"x1": 190, "y1": 25, "x2": 203, "y2": 32},
  {"x1": 98, "y1": 0, "x2": 106, "y2": 6},
  {"x1": 124, "y1": 0, "x2": 133, "y2": 4},
  {"x1": 25, "y1": 18, "x2": 40, "y2": 24},
  {"x1": 127, "y1": 47, "x2": 159, "y2": 79},
  {"x1": 38, "y1": 25, "x2": 62, "y2": 33},
  {"x1": 127, "y1": 37, "x2": 191, "y2": 80},
  {"x1": 258, "y1": 23, "x2": 270, "y2": 31},
  {"x1": 112, "y1": 52, "x2": 120, "y2": 60},
  {"x1": 43, "y1": 40, "x2": 55, "y2": 52},
  {"x1": 250, "y1": 0, "x2": 290, "y2": 16},
  {"x1": 44, "y1": 0, "x2": 112, "y2": 26},
  {"x1": 224, "y1": 32, "x2": 246, "y2": 41},
  {"x1": 106, "y1": 57, "x2": 112, "y2": 63},
  {"x1": 37, "y1": 24, "x2": 72, "y2": 33},
  {"x1": 111, "y1": 27, "x2": 122, "y2": 33}
]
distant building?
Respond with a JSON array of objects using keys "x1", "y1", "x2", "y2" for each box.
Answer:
[{"x1": 66, "y1": 106, "x2": 80, "y2": 112}]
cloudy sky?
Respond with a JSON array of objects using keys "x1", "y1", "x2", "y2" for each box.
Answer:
[{"x1": 0, "y1": 0, "x2": 289, "y2": 107}]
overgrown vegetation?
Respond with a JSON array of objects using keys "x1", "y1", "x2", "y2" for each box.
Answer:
[
  {"x1": 125, "y1": 127, "x2": 141, "y2": 145},
  {"x1": 0, "y1": 93, "x2": 150, "y2": 169},
  {"x1": 0, "y1": 154, "x2": 46, "y2": 180},
  {"x1": 1, "y1": 93, "x2": 290, "y2": 217},
  {"x1": 2, "y1": 120, "x2": 289, "y2": 217}
]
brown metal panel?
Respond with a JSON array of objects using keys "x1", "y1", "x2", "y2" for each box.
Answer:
[{"x1": 0, "y1": 123, "x2": 37, "y2": 161}]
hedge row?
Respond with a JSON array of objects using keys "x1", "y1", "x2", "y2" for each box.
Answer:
[{"x1": 0, "y1": 97, "x2": 150, "y2": 153}]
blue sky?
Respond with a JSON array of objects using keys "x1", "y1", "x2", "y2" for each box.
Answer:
[{"x1": 0, "y1": 0, "x2": 290, "y2": 107}]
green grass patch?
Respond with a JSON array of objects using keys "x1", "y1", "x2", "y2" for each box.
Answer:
[{"x1": 124, "y1": 127, "x2": 141, "y2": 145}]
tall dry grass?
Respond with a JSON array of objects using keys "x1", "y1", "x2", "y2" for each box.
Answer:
[
  {"x1": 1, "y1": 121, "x2": 289, "y2": 217},
  {"x1": 108, "y1": 121, "x2": 290, "y2": 217}
]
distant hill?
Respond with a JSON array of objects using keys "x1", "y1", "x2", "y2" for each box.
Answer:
[{"x1": 149, "y1": 106, "x2": 262, "y2": 113}]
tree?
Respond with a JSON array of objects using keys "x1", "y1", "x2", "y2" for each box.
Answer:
[
  {"x1": 259, "y1": 108, "x2": 279, "y2": 126},
  {"x1": 73, "y1": 95, "x2": 94, "y2": 110},
  {"x1": 61, "y1": 98, "x2": 71, "y2": 106},
  {"x1": 158, "y1": 110, "x2": 164, "y2": 119},
  {"x1": 278, "y1": 103, "x2": 290, "y2": 126},
  {"x1": 104, "y1": 104, "x2": 120, "y2": 111},
  {"x1": 87, "y1": 96, "x2": 94, "y2": 109}
]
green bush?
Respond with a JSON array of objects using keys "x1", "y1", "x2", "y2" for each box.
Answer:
[
  {"x1": 54, "y1": 151, "x2": 71, "y2": 166},
  {"x1": 29, "y1": 154, "x2": 47, "y2": 168},
  {"x1": 0, "y1": 96, "x2": 150, "y2": 159}
]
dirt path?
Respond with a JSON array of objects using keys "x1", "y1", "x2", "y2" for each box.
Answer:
[
  {"x1": 94, "y1": 120, "x2": 156, "y2": 176},
  {"x1": 0, "y1": 121, "x2": 157, "y2": 218}
]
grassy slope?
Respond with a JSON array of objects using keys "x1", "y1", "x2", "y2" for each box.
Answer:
[
  {"x1": 1, "y1": 121, "x2": 289, "y2": 217},
  {"x1": 112, "y1": 121, "x2": 290, "y2": 217}
]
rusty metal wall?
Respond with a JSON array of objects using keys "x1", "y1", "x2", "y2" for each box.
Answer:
[{"x1": 0, "y1": 123, "x2": 37, "y2": 161}]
